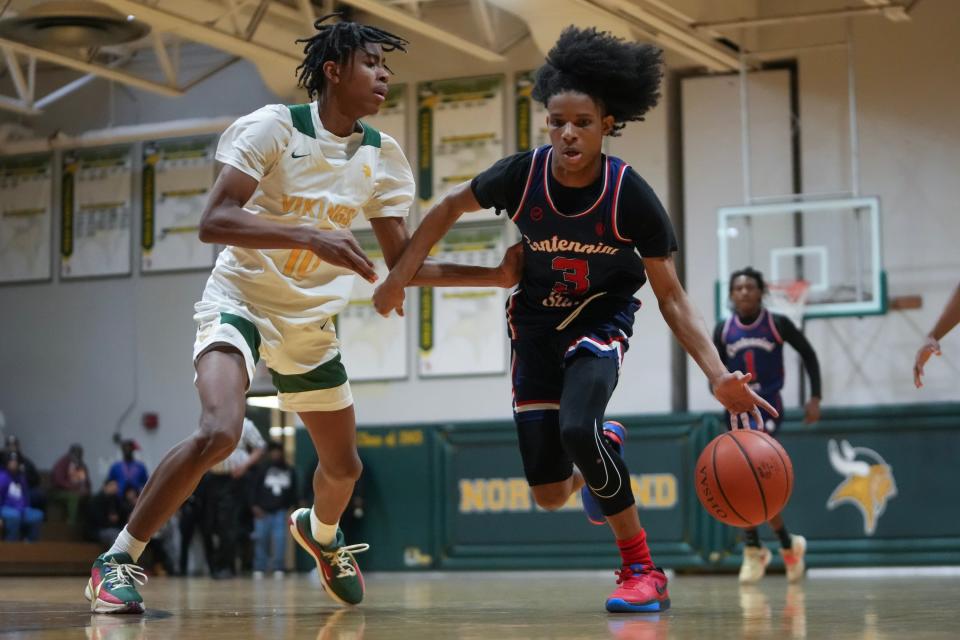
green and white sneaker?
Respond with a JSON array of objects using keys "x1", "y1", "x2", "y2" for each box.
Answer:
[
  {"x1": 289, "y1": 508, "x2": 369, "y2": 606},
  {"x1": 84, "y1": 552, "x2": 147, "y2": 614}
]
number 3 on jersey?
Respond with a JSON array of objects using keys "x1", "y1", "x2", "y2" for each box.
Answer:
[{"x1": 552, "y1": 257, "x2": 590, "y2": 295}]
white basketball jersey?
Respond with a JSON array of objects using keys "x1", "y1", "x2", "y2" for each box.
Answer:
[{"x1": 209, "y1": 102, "x2": 414, "y2": 320}]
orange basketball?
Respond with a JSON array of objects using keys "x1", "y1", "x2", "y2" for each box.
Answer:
[{"x1": 694, "y1": 429, "x2": 794, "y2": 527}]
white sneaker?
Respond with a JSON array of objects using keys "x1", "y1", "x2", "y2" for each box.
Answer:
[
  {"x1": 252, "y1": 571, "x2": 265, "y2": 579},
  {"x1": 739, "y1": 546, "x2": 772, "y2": 584},
  {"x1": 273, "y1": 570, "x2": 284, "y2": 579},
  {"x1": 780, "y1": 535, "x2": 807, "y2": 583}
]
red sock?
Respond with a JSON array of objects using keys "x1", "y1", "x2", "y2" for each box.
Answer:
[{"x1": 617, "y1": 529, "x2": 653, "y2": 568}]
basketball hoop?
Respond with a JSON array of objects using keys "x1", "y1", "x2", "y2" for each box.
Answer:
[{"x1": 766, "y1": 280, "x2": 810, "y2": 327}]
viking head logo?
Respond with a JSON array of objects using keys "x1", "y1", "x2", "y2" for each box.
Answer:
[{"x1": 826, "y1": 440, "x2": 897, "y2": 535}]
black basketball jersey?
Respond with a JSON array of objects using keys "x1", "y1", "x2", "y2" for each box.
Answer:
[{"x1": 506, "y1": 146, "x2": 647, "y2": 336}]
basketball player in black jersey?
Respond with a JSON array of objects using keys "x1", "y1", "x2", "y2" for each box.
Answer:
[{"x1": 373, "y1": 26, "x2": 775, "y2": 613}]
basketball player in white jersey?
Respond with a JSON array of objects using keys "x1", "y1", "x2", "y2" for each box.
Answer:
[{"x1": 84, "y1": 15, "x2": 521, "y2": 613}]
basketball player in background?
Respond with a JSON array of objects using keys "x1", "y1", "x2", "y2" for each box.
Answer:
[
  {"x1": 914, "y1": 283, "x2": 960, "y2": 387},
  {"x1": 713, "y1": 267, "x2": 822, "y2": 584}
]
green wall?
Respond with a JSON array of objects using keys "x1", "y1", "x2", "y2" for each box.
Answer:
[{"x1": 295, "y1": 403, "x2": 960, "y2": 571}]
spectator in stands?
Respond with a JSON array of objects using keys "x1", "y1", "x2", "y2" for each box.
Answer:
[
  {"x1": 251, "y1": 441, "x2": 297, "y2": 578},
  {"x1": 0, "y1": 452, "x2": 44, "y2": 542},
  {"x1": 50, "y1": 444, "x2": 91, "y2": 526},
  {"x1": 87, "y1": 478, "x2": 125, "y2": 547},
  {"x1": 1, "y1": 435, "x2": 43, "y2": 510},
  {"x1": 202, "y1": 418, "x2": 265, "y2": 579},
  {"x1": 107, "y1": 440, "x2": 149, "y2": 494}
]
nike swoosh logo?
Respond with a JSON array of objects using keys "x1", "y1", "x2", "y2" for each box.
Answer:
[{"x1": 291, "y1": 151, "x2": 310, "y2": 158}]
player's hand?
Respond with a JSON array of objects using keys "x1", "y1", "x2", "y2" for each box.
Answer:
[
  {"x1": 803, "y1": 396, "x2": 821, "y2": 424},
  {"x1": 372, "y1": 278, "x2": 405, "y2": 317},
  {"x1": 497, "y1": 242, "x2": 524, "y2": 288},
  {"x1": 712, "y1": 371, "x2": 778, "y2": 430},
  {"x1": 309, "y1": 228, "x2": 378, "y2": 283},
  {"x1": 914, "y1": 336, "x2": 941, "y2": 388}
]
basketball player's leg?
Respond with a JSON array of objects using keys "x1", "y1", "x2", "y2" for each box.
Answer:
[
  {"x1": 767, "y1": 513, "x2": 790, "y2": 545},
  {"x1": 128, "y1": 347, "x2": 248, "y2": 539},
  {"x1": 529, "y1": 470, "x2": 586, "y2": 509},
  {"x1": 772, "y1": 513, "x2": 806, "y2": 582},
  {"x1": 276, "y1": 356, "x2": 367, "y2": 605},
  {"x1": 86, "y1": 345, "x2": 248, "y2": 613},
  {"x1": 739, "y1": 523, "x2": 771, "y2": 583},
  {"x1": 557, "y1": 355, "x2": 635, "y2": 526},
  {"x1": 558, "y1": 354, "x2": 669, "y2": 612},
  {"x1": 764, "y1": 411, "x2": 806, "y2": 582},
  {"x1": 509, "y1": 337, "x2": 581, "y2": 510},
  {"x1": 270, "y1": 353, "x2": 360, "y2": 527},
  {"x1": 740, "y1": 402, "x2": 804, "y2": 583},
  {"x1": 760, "y1": 407, "x2": 795, "y2": 552},
  {"x1": 299, "y1": 406, "x2": 362, "y2": 527},
  {"x1": 521, "y1": 410, "x2": 584, "y2": 510}
]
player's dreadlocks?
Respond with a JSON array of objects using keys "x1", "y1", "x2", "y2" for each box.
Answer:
[
  {"x1": 729, "y1": 267, "x2": 768, "y2": 293},
  {"x1": 296, "y1": 14, "x2": 408, "y2": 100},
  {"x1": 532, "y1": 26, "x2": 663, "y2": 136}
]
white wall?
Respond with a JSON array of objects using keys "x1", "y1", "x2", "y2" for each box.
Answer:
[
  {"x1": 682, "y1": 0, "x2": 960, "y2": 411},
  {"x1": 0, "y1": 19, "x2": 675, "y2": 475},
  {"x1": 764, "y1": 0, "x2": 960, "y2": 406},
  {"x1": 681, "y1": 69, "x2": 796, "y2": 411}
]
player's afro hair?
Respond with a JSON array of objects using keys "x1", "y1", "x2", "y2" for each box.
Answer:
[
  {"x1": 532, "y1": 26, "x2": 663, "y2": 136},
  {"x1": 729, "y1": 267, "x2": 767, "y2": 293},
  {"x1": 296, "y1": 14, "x2": 408, "y2": 100}
]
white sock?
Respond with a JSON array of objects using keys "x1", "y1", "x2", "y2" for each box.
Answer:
[
  {"x1": 310, "y1": 508, "x2": 338, "y2": 546},
  {"x1": 106, "y1": 526, "x2": 148, "y2": 562}
]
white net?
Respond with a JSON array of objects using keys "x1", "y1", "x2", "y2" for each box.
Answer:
[{"x1": 766, "y1": 280, "x2": 810, "y2": 327}]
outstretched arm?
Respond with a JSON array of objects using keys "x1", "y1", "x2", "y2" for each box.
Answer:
[
  {"x1": 644, "y1": 255, "x2": 777, "y2": 427},
  {"x1": 775, "y1": 315, "x2": 822, "y2": 423},
  {"x1": 709, "y1": 321, "x2": 729, "y2": 394},
  {"x1": 915, "y1": 283, "x2": 960, "y2": 387},
  {"x1": 371, "y1": 181, "x2": 495, "y2": 316},
  {"x1": 370, "y1": 216, "x2": 522, "y2": 288},
  {"x1": 199, "y1": 166, "x2": 377, "y2": 282}
]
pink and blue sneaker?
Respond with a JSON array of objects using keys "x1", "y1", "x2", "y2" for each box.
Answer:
[
  {"x1": 581, "y1": 420, "x2": 627, "y2": 525},
  {"x1": 606, "y1": 564, "x2": 671, "y2": 613}
]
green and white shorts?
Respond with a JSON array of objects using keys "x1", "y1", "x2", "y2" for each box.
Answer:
[{"x1": 192, "y1": 283, "x2": 353, "y2": 413}]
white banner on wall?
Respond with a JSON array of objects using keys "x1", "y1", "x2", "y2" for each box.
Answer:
[
  {"x1": 418, "y1": 225, "x2": 508, "y2": 377},
  {"x1": 0, "y1": 154, "x2": 52, "y2": 284},
  {"x1": 417, "y1": 75, "x2": 504, "y2": 218},
  {"x1": 141, "y1": 137, "x2": 218, "y2": 272},
  {"x1": 516, "y1": 70, "x2": 550, "y2": 152},
  {"x1": 61, "y1": 146, "x2": 133, "y2": 278},
  {"x1": 337, "y1": 233, "x2": 409, "y2": 382}
]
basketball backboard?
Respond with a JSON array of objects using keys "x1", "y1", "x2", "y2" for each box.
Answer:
[{"x1": 716, "y1": 196, "x2": 885, "y2": 321}]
